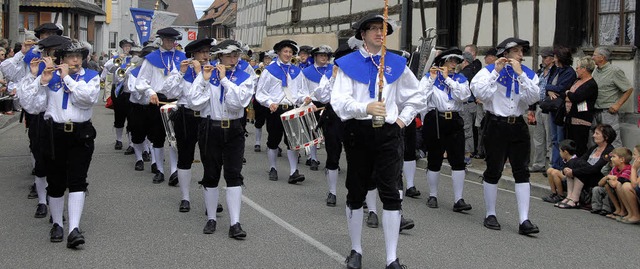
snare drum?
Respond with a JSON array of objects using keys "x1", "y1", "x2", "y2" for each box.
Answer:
[
  {"x1": 160, "y1": 102, "x2": 178, "y2": 150},
  {"x1": 280, "y1": 105, "x2": 323, "y2": 153}
]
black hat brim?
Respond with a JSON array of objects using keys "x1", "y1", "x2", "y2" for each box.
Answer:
[
  {"x1": 185, "y1": 38, "x2": 214, "y2": 58},
  {"x1": 273, "y1": 40, "x2": 299, "y2": 54},
  {"x1": 352, "y1": 14, "x2": 394, "y2": 40}
]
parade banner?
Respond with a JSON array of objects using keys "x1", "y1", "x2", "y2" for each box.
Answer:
[{"x1": 130, "y1": 8, "x2": 154, "y2": 44}]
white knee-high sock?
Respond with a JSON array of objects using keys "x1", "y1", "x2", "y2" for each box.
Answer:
[
  {"x1": 203, "y1": 187, "x2": 219, "y2": 221},
  {"x1": 268, "y1": 149, "x2": 277, "y2": 169},
  {"x1": 382, "y1": 210, "x2": 401, "y2": 266},
  {"x1": 49, "y1": 196, "x2": 64, "y2": 226},
  {"x1": 309, "y1": 146, "x2": 317, "y2": 161},
  {"x1": 483, "y1": 182, "x2": 498, "y2": 217},
  {"x1": 327, "y1": 169, "x2": 338, "y2": 195},
  {"x1": 403, "y1": 161, "x2": 416, "y2": 188},
  {"x1": 132, "y1": 143, "x2": 144, "y2": 161},
  {"x1": 67, "y1": 192, "x2": 85, "y2": 233},
  {"x1": 255, "y1": 128, "x2": 262, "y2": 145},
  {"x1": 145, "y1": 139, "x2": 152, "y2": 152},
  {"x1": 366, "y1": 190, "x2": 377, "y2": 213},
  {"x1": 178, "y1": 169, "x2": 191, "y2": 201},
  {"x1": 398, "y1": 190, "x2": 404, "y2": 200},
  {"x1": 115, "y1": 127, "x2": 123, "y2": 141},
  {"x1": 30, "y1": 154, "x2": 35, "y2": 168},
  {"x1": 226, "y1": 186, "x2": 242, "y2": 225},
  {"x1": 287, "y1": 150, "x2": 298, "y2": 175},
  {"x1": 515, "y1": 183, "x2": 531, "y2": 224},
  {"x1": 35, "y1": 176, "x2": 48, "y2": 204},
  {"x1": 346, "y1": 206, "x2": 363, "y2": 253},
  {"x1": 451, "y1": 170, "x2": 466, "y2": 202},
  {"x1": 126, "y1": 132, "x2": 132, "y2": 147},
  {"x1": 169, "y1": 147, "x2": 178, "y2": 174},
  {"x1": 427, "y1": 170, "x2": 440, "y2": 197},
  {"x1": 153, "y1": 147, "x2": 165, "y2": 174}
]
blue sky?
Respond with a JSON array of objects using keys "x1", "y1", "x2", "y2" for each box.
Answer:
[{"x1": 192, "y1": 0, "x2": 212, "y2": 19}]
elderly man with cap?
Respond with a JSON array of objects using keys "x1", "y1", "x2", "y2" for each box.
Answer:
[
  {"x1": 470, "y1": 37, "x2": 540, "y2": 235},
  {"x1": 255, "y1": 39, "x2": 308, "y2": 184},
  {"x1": 22, "y1": 38, "x2": 100, "y2": 249},
  {"x1": 528, "y1": 48, "x2": 555, "y2": 175},
  {"x1": 188, "y1": 39, "x2": 254, "y2": 237},
  {"x1": 102, "y1": 38, "x2": 136, "y2": 153},
  {"x1": 161, "y1": 37, "x2": 215, "y2": 211},
  {"x1": 331, "y1": 14, "x2": 423, "y2": 269},
  {"x1": 135, "y1": 27, "x2": 187, "y2": 184},
  {"x1": 300, "y1": 45, "x2": 333, "y2": 172},
  {"x1": 420, "y1": 48, "x2": 473, "y2": 213}
]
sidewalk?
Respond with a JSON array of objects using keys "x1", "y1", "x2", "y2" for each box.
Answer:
[
  {"x1": 0, "y1": 112, "x2": 20, "y2": 133},
  {"x1": 416, "y1": 157, "x2": 551, "y2": 199}
]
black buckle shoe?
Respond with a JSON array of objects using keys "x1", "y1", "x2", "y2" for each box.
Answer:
[
  {"x1": 366, "y1": 212, "x2": 379, "y2": 228},
  {"x1": 203, "y1": 219, "x2": 217, "y2": 234},
  {"x1": 426, "y1": 196, "x2": 438, "y2": 208},
  {"x1": 453, "y1": 199, "x2": 472, "y2": 212},
  {"x1": 483, "y1": 215, "x2": 501, "y2": 230},
  {"x1": 114, "y1": 140, "x2": 123, "y2": 150},
  {"x1": 399, "y1": 215, "x2": 415, "y2": 232},
  {"x1": 217, "y1": 203, "x2": 224, "y2": 213},
  {"x1": 254, "y1": 145, "x2": 261, "y2": 152},
  {"x1": 229, "y1": 223, "x2": 247, "y2": 239},
  {"x1": 28, "y1": 184, "x2": 38, "y2": 199},
  {"x1": 518, "y1": 219, "x2": 540, "y2": 235},
  {"x1": 124, "y1": 146, "x2": 135, "y2": 155},
  {"x1": 66, "y1": 228, "x2": 85, "y2": 248},
  {"x1": 405, "y1": 186, "x2": 421, "y2": 198},
  {"x1": 152, "y1": 173, "x2": 165, "y2": 184},
  {"x1": 35, "y1": 203, "x2": 48, "y2": 218},
  {"x1": 142, "y1": 151, "x2": 151, "y2": 162},
  {"x1": 135, "y1": 160, "x2": 144, "y2": 171},
  {"x1": 326, "y1": 193, "x2": 337, "y2": 207},
  {"x1": 50, "y1": 223, "x2": 63, "y2": 243},
  {"x1": 179, "y1": 200, "x2": 190, "y2": 212},
  {"x1": 268, "y1": 168, "x2": 278, "y2": 181},
  {"x1": 310, "y1": 160, "x2": 319, "y2": 171},
  {"x1": 288, "y1": 170, "x2": 305, "y2": 184},
  {"x1": 305, "y1": 159, "x2": 312, "y2": 166},
  {"x1": 345, "y1": 250, "x2": 362, "y2": 269},
  {"x1": 385, "y1": 258, "x2": 406, "y2": 269},
  {"x1": 151, "y1": 163, "x2": 159, "y2": 174},
  {"x1": 168, "y1": 171, "x2": 178, "y2": 186}
]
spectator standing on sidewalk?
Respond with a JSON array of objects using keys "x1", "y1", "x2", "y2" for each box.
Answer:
[{"x1": 528, "y1": 48, "x2": 555, "y2": 172}]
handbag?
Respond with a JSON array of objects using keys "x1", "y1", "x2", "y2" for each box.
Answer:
[
  {"x1": 540, "y1": 95, "x2": 564, "y2": 113},
  {"x1": 105, "y1": 96, "x2": 114, "y2": 109},
  {"x1": 553, "y1": 102, "x2": 567, "y2": 125}
]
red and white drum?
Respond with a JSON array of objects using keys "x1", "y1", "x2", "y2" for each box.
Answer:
[{"x1": 280, "y1": 105, "x2": 323, "y2": 153}]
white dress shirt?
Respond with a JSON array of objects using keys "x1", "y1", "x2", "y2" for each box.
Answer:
[
  {"x1": 255, "y1": 59, "x2": 304, "y2": 107},
  {"x1": 0, "y1": 51, "x2": 28, "y2": 83},
  {"x1": 22, "y1": 68, "x2": 100, "y2": 123},
  {"x1": 330, "y1": 48, "x2": 424, "y2": 126},
  {"x1": 420, "y1": 74, "x2": 471, "y2": 112},
  {"x1": 471, "y1": 66, "x2": 540, "y2": 117},
  {"x1": 135, "y1": 48, "x2": 182, "y2": 98},
  {"x1": 188, "y1": 71, "x2": 254, "y2": 120}
]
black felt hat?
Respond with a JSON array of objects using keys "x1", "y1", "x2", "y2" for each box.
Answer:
[
  {"x1": 273, "y1": 39, "x2": 299, "y2": 54},
  {"x1": 496, "y1": 37, "x2": 530, "y2": 57},
  {"x1": 311, "y1": 45, "x2": 333, "y2": 57},
  {"x1": 156, "y1": 27, "x2": 182, "y2": 40},
  {"x1": 485, "y1": 48, "x2": 498, "y2": 57},
  {"x1": 140, "y1": 45, "x2": 158, "y2": 58},
  {"x1": 299, "y1": 45, "x2": 313, "y2": 54},
  {"x1": 432, "y1": 48, "x2": 464, "y2": 67},
  {"x1": 34, "y1": 23, "x2": 63, "y2": 38},
  {"x1": 119, "y1": 38, "x2": 136, "y2": 48},
  {"x1": 37, "y1": 35, "x2": 71, "y2": 50},
  {"x1": 55, "y1": 40, "x2": 91, "y2": 60},
  {"x1": 332, "y1": 43, "x2": 355, "y2": 67},
  {"x1": 185, "y1": 38, "x2": 215, "y2": 58},
  {"x1": 212, "y1": 39, "x2": 243, "y2": 55},
  {"x1": 352, "y1": 14, "x2": 394, "y2": 40}
]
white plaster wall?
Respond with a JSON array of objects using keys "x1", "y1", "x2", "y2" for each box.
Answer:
[{"x1": 301, "y1": 3, "x2": 328, "y2": 20}]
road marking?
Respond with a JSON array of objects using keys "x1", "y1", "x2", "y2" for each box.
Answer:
[
  {"x1": 0, "y1": 121, "x2": 19, "y2": 135},
  {"x1": 240, "y1": 194, "x2": 346, "y2": 265}
]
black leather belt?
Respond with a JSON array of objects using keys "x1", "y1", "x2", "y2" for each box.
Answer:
[
  {"x1": 207, "y1": 118, "x2": 243, "y2": 128},
  {"x1": 437, "y1": 111, "x2": 459, "y2": 120},
  {"x1": 179, "y1": 107, "x2": 201, "y2": 117},
  {"x1": 49, "y1": 120, "x2": 92, "y2": 133},
  {"x1": 278, "y1": 104, "x2": 293, "y2": 110},
  {"x1": 486, "y1": 113, "x2": 523, "y2": 124}
]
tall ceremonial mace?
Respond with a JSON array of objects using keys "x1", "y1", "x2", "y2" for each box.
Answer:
[{"x1": 371, "y1": 0, "x2": 389, "y2": 128}]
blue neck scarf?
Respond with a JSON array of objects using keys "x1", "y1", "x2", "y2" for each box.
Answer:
[
  {"x1": 486, "y1": 63, "x2": 535, "y2": 97},
  {"x1": 48, "y1": 69, "x2": 98, "y2": 109},
  {"x1": 145, "y1": 49, "x2": 187, "y2": 76},
  {"x1": 302, "y1": 64, "x2": 333, "y2": 84},
  {"x1": 335, "y1": 50, "x2": 406, "y2": 99},
  {"x1": 208, "y1": 68, "x2": 251, "y2": 103},
  {"x1": 265, "y1": 62, "x2": 301, "y2": 87}
]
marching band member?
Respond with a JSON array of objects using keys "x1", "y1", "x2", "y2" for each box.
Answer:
[
  {"x1": 188, "y1": 39, "x2": 254, "y2": 237},
  {"x1": 255, "y1": 39, "x2": 307, "y2": 184},
  {"x1": 102, "y1": 38, "x2": 136, "y2": 154},
  {"x1": 297, "y1": 45, "x2": 314, "y2": 69},
  {"x1": 162, "y1": 37, "x2": 215, "y2": 211},
  {"x1": 420, "y1": 48, "x2": 473, "y2": 212},
  {"x1": 301, "y1": 45, "x2": 333, "y2": 172},
  {"x1": 470, "y1": 37, "x2": 540, "y2": 235},
  {"x1": 134, "y1": 27, "x2": 187, "y2": 184},
  {"x1": 1, "y1": 24, "x2": 61, "y2": 201},
  {"x1": 252, "y1": 50, "x2": 276, "y2": 153},
  {"x1": 331, "y1": 14, "x2": 423, "y2": 269},
  {"x1": 22, "y1": 38, "x2": 100, "y2": 248},
  {"x1": 125, "y1": 45, "x2": 160, "y2": 172}
]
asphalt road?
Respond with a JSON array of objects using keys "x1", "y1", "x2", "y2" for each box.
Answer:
[{"x1": 1, "y1": 100, "x2": 638, "y2": 269}]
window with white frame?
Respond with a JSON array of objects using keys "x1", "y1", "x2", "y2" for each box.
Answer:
[{"x1": 597, "y1": 0, "x2": 636, "y2": 46}]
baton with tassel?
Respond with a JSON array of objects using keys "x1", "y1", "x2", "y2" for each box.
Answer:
[{"x1": 372, "y1": 0, "x2": 390, "y2": 128}]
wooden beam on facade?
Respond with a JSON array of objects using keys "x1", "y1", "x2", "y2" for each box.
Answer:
[
  {"x1": 511, "y1": 0, "x2": 518, "y2": 38},
  {"x1": 532, "y1": 0, "x2": 539, "y2": 69},
  {"x1": 472, "y1": 0, "x2": 484, "y2": 45},
  {"x1": 492, "y1": 0, "x2": 498, "y2": 46}
]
